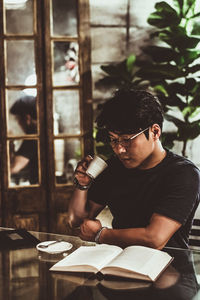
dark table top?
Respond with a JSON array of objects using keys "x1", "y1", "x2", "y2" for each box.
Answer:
[{"x1": 0, "y1": 227, "x2": 200, "y2": 300}]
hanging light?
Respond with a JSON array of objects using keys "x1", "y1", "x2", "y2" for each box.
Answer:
[
  {"x1": 23, "y1": 74, "x2": 37, "y2": 97},
  {"x1": 4, "y1": 0, "x2": 28, "y2": 10}
]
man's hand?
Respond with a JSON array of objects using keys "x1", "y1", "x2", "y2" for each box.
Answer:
[
  {"x1": 74, "y1": 155, "x2": 93, "y2": 186},
  {"x1": 79, "y1": 219, "x2": 102, "y2": 241}
]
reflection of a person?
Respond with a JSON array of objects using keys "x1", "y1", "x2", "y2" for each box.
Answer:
[{"x1": 10, "y1": 96, "x2": 38, "y2": 184}]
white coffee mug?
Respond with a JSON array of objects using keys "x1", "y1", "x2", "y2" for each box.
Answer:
[{"x1": 86, "y1": 156, "x2": 108, "y2": 179}]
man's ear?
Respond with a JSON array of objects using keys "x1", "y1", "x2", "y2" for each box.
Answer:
[{"x1": 151, "y1": 124, "x2": 161, "y2": 139}]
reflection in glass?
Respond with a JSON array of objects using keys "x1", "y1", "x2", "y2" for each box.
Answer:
[
  {"x1": 53, "y1": 90, "x2": 80, "y2": 135},
  {"x1": 9, "y1": 248, "x2": 39, "y2": 298},
  {"x1": 51, "y1": 0, "x2": 77, "y2": 36},
  {"x1": 9, "y1": 139, "x2": 39, "y2": 186},
  {"x1": 5, "y1": 0, "x2": 33, "y2": 34},
  {"x1": 6, "y1": 40, "x2": 36, "y2": 85},
  {"x1": 53, "y1": 42, "x2": 79, "y2": 86},
  {"x1": 54, "y1": 138, "x2": 81, "y2": 184},
  {"x1": 7, "y1": 90, "x2": 38, "y2": 136}
]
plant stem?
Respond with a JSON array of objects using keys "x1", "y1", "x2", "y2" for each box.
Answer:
[{"x1": 182, "y1": 140, "x2": 187, "y2": 157}]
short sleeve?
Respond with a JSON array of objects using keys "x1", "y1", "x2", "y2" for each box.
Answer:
[
  {"x1": 154, "y1": 165, "x2": 200, "y2": 225},
  {"x1": 16, "y1": 140, "x2": 37, "y2": 160}
]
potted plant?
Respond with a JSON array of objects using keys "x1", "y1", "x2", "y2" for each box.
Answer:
[
  {"x1": 136, "y1": 0, "x2": 200, "y2": 156},
  {"x1": 96, "y1": 0, "x2": 200, "y2": 158}
]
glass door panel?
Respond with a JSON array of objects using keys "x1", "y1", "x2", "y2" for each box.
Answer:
[
  {"x1": 53, "y1": 41, "x2": 79, "y2": 86},
  {"x1": 51, "y1": 0, "x2": 78, "y2": 37},
  {"x1": 8, "y1": 139, "x2": 39, "y2": 187},
  {"x1": 54, "y1": 138, "x2": 81, "y2": 185},
  {"x1": 5, "y1": 40, "x2": 36, "y2": 85},
  {"x1": 53, "y1": 90, "x2": 80, "y2": 135},
  {"x1": 6, "y1": 89, "x2": 38, "y2": 136},
  {"x1": 5, "y1": 0, "x2": 34, "y2": 35}
]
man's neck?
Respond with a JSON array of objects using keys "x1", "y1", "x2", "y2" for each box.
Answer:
[{"x1": 139, "y1": 142, "x2": 166, "y2": 170}]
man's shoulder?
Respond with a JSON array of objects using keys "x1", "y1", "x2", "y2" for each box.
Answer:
[{"x1": 166, "y1": 150, "x2": 200, "y2": 175}]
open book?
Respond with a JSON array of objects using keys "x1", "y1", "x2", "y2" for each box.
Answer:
[{"x1": 50, "y1": 244, "x2": 173, "y2": 282}]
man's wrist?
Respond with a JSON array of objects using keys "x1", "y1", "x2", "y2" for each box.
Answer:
[
  {"x1": 73, "y1": 177, "x2": 92, "y2": 190},
  {"x1": 95, "y1": 226, "x2": 108, "y2": 244}
]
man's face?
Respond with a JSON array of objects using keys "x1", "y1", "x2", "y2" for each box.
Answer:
[
  {"x1": 16, "y1": 114, "x2": 37, "y2": 134},
  {"x1": 108, "y1": 128, "x2": 156, "y2": 169}
]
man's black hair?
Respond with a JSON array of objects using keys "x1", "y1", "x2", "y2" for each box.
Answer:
[
  {"x1": 96, "y1": 89, "x2": 164, "y2": 134},
  {"x1": 10, "y1": 96, "x2": 36, "y2": 120}
]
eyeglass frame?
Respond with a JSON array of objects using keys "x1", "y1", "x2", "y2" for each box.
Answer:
[{"x1": 109, "y1": 127, "x2": 149, "y2": 148}]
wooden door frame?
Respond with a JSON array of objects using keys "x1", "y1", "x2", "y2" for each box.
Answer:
[{"x1": 0, "y1": 0, "x2": 93, "y2": 233}]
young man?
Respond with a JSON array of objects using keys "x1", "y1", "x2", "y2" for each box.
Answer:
[{"x1": 68, "y1": 89, "x2": 200, "y2": 249}]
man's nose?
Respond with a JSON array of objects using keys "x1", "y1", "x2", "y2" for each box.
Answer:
[{"x1": 115, "y1": 143, "x2": 127, "y2": 153}]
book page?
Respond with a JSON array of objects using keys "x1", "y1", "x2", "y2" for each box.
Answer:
[
  {"x1": 50, "y1": 244, "x2": 122, "y2": 273},
  {"x1": 101, "y1": 246, "x2": 172, "y2": 281}
]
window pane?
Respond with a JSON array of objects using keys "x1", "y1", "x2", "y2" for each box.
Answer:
[
  {"x1": 51, "y1": 0, "x2": 78, "y2": 37},
  {"x1": 7, "y1": 90, "x2": 38, "y2": 136},
  {"x1": 53, "y1": 42, "x2": 79, "y2": 86},
  {"x1": 4, "y1": 0, "x2": 33, "y2": 35},
  {"x1": 9, "y1": 139, "x2": 39, "y2": 187},
  {"x1": 54, "y1": 138, "x2": 81, "y2": 185},
  {"x1": 5, "y1": 40, "x2": 36, "y2": 86},
  {"x1": 53, "y1": 90, "x2": 80, "y2": 135}
]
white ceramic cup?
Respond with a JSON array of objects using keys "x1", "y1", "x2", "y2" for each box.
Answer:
[{"x1": 86, "y1": 156, "x2": 108, "y2": 179}]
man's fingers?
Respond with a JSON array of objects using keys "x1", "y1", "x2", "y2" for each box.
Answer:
[
  {"x1": 74, "y1": 169, "x2": 87, "y2": 176},
  {"x1": 76, "y1": 155, "x2": 93, "y2": 170}
]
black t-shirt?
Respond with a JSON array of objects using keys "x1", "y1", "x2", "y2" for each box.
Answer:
[
  {"x1": 15, "y1": 140, "x2": 38, "y2": 184},
  {"x1": 88, "y1": 150, "x2": 200, "y2": 249}
]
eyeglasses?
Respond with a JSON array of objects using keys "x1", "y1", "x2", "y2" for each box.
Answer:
[{"x1": 109, "y1": 127, "x2": 149, "y2": 148}]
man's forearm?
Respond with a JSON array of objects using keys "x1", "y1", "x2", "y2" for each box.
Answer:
[
  {"x1": 98, "y1": 213, "x2": 181, "y2": 249},
  {"x1": 68, "y1": 189, "x2": 89, "y2": 227},
  {"x1": 99, "y1": 227, "x2": 162, "y2": 249}
]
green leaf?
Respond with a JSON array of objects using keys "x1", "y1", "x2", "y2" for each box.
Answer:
[
  {"x1": 185, "y1": 78, "x2": 197, "y2": 91},
  {"x1": 178, "y1": 120, "x2": 200, "y2": 140},
  {"x1": 101, "y1": 61, "x2": 126, "y2": 77},
  {"x1": 154, "y1": 84, "x2": 168, "y2": 96},
  {"x1": 142, "y1": 46, "x2": 178, "y2": 62},
  {"x1": 159, "y1": 94, "x2": 186, "y2": 110},
  {"x1": 187, "y1": 64, "x2": 200, "y2": 74},
  {"x1": 177, "y1": 50, "x2": 200, "y2": 66},
  {"x1": 159, "y1": 26, "x2": 200, "y2": 49},
  {"x1": 189, "y1": 107, "x2": 200, "y2": 120},
  {"x1": 161, "y1": 131, "x2": 178, "y2": 148},
  {"x1": 164, "y1": 114, "x2": 185, "y2": 126},
  {"x1": 167, "y1": 81, "x2": 185, "y2": 93},
  {"x1": 155, "y1": 1, "x2": 178, "y2": 14},
  {"x1": 148, "y1": 12, "x2": 180, "y2": 28},
  {"x1": 137, "y1": 63, "x2": 185, "y2": 80},
  {"x1": 126, "y1": 54, "x2": 136, "y2": 73},
  {"x1": 95, "y1": 76, "x2": 122, "y2": 89},
  {"x1": 182, "y1": 106, "x2": 196, "y2": 118},
  {"x1": 148, "y1": 2, "x2": 181, "y2": 28}
]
